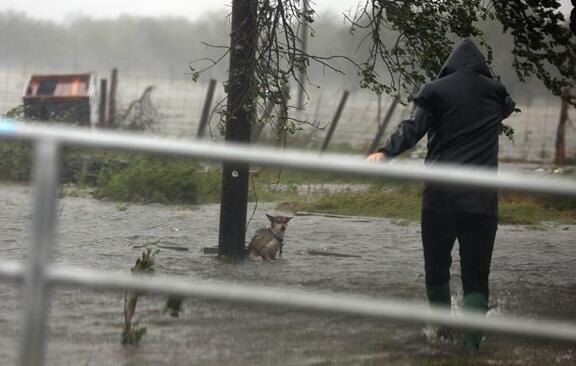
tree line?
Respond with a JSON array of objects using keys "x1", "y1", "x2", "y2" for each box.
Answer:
[{"x1": 0, "y1": 10, "x2": 551, "y2": 99}]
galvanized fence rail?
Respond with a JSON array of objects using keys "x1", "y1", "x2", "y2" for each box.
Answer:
[{"x1": 0, "y1": 119, "x2": 575, "y2": 366}]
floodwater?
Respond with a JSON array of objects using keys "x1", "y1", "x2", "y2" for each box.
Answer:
[{"x1": 0, "y1": 183, "x2": 575, "y2": 366}]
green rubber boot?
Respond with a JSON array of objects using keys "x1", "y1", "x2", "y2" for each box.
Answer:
[
  {"x1": 463, "y1": 292, "x2": 488, "y2": 354},
  {"x1": 426, "y1": 283, "x2": 452, "y2": 340},
  {"x1": 426, "y1": 283, "x2": 451, "y2": 308}
]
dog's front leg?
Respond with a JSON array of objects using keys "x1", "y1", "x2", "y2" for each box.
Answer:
[{"x1": 261, "y1": 251, "x2": 271, "y2": 261}]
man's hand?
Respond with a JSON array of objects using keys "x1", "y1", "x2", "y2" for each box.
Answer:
[{"x1": 366, "y1": 151, "x2": 386, "y2": 162}]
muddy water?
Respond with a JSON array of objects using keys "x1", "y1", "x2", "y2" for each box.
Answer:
[{"x1": 0, "y1": 183, "x2": 575, "y2": 365}]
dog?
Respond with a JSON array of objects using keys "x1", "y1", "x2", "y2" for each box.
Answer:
[{"x1": 247, "y1": 214, "x2": 292, "y2": 261}]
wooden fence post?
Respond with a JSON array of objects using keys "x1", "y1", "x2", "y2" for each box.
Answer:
[
  {"x1": 555, "y1": 86, "x2": 571, "y2": 165},
  {"x1": 304, "y1": 93, "x2": 323, "y2": 147},
  {"x1": 98, "y1": 79, "x2": 108, "y2": 128},
  {"x1": 368, "y1": 96, "x2": 399, "y2": 154},
  {"x1": 320, "y1": 90, "x2": 349, "y2": 153},
  {"x1": 197, "y1": 79, "x2": 217, "y2": 139},
  {"x1": 108, "y1": 68, "x2": 118, "y2": 127}
]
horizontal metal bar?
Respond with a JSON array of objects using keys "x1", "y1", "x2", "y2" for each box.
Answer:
[
  {"x1": 0, "y1": 120, "x2": 575, "y2": 197},
  {"x1": 0, "y1": 260, "x2": 575, "y2": 343},
  {"x1": 0, "y1": 261, "x2": 24, "y2": 281}
]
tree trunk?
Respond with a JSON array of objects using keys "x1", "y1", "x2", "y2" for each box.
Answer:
[{"x1": 218, "y1": 0, "x2": 258, "y2": 258}]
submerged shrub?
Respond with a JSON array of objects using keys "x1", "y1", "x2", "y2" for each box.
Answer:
[
  {"x1": 0, "y1": 143, "x2": 115, "y2": 185},
  {"x1": 95, "y1": 155, "x2": 203, "y2": 204},
  {"x1": 0, "y1": 141, "x2": 33, "y2": 182},
  {"x1": 0, "y1": 142, "x2": 219, "y2": 204},
  {"x1": 122, "y1": 248, "x2": 157, "y2": 346}
]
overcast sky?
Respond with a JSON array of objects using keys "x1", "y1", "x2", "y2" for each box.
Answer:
[
  {"x1": 0, "y1": 0, "x2": 361, "y2": 22},
  {"x1": 0, "y1": 0, "x2": 572, "y2": 23}
]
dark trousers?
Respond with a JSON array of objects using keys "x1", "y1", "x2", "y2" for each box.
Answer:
[{"x1": 421, "y1": 210, "x2": 497, "y2": 298}]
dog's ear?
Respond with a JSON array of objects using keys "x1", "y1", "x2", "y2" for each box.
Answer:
[
  {"x1": 266, "y1": 213, "x2": 275, "y2": 222},
  {"x1": 284, "y1": 216, "x2": 293, "y2": 223}
]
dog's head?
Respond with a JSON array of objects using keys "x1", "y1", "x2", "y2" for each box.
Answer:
[{"x1": 266, "y1": 214, "x2": 292, "y2": 234}]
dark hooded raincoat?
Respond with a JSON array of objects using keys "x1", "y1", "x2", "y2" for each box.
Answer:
[{"x1": 380, "y1": 39, "x2": 516, "y2": 215}]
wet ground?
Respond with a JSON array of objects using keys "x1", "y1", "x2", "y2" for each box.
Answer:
[{"x1": 0, "y1": 183, "x2": 575, "y2": 365}]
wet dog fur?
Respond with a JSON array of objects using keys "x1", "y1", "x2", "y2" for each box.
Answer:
[{"x1": 247, "y1": 214, "x2": 292, "y2": 261}]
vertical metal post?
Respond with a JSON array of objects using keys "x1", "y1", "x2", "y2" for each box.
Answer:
[
  {"x1": 320, "y1": 90, "x2": 349, "y2": 153},
  {"x1": 296, "y1": 0, "x2": 309, "y2": 111},
  {"x1": 197, "y1": 79, "x2": 217, "y2": 139},
  {"x1": 218, "y1": 0, "x2": 258, "y2": 258},
  {"x1": 20, "y1": 140, "x2": 61, "y2": 366}
]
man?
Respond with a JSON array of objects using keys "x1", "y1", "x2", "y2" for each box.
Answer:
[{"x1": 367, "y1": 38, "x2": 515, "y2": 352}]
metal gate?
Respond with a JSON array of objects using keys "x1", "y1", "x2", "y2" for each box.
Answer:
[{"x1": 1, "y1": 119, "x2": 575, "y2": 366}]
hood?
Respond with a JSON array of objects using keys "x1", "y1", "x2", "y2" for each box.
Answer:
[{"x1": 436, "y1": 39, "x2": 492, "y2": 79}]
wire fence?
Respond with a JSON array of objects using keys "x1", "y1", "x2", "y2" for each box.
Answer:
[
  {"x1": 0, "y1": 67, "x2": 573, "y2": 162},
  {"x1": 0, "y1": 119, "x2": 575, "y2": 366}
]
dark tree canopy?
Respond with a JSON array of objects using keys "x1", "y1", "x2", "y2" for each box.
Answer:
[
  {"x1": 349, "y1": 0, "x2": 576, "y2": 100},
  {"x1": 193, "y1": 0, "x2": 576, "y2": 137}
]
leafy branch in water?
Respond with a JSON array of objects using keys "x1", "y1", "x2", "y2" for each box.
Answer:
[{"x1": 121, "y1": 248, "x2": 158, "y2": 346}]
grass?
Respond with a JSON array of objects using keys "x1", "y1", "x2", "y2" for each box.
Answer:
[
  {"x1": 49, "y1": 157, "x2": 576, "y2": 226},
  {"x1": 276, "y1": 183, "x2": 576, "y2": 226},
  {"x1": 277, "y1": 184, "x2": 422, "y2": 221},
  {"x1": 0, "y1": 141, "x2": 573, "y2": 225},
  {"x1": 499, "y1": 192, "x2": 576, "y2": 225},
  {"x1": 252, "y1": 167, "x2": 379, "y2": 185}
]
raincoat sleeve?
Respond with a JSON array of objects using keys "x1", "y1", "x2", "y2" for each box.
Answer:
[
  {"x1": 502, "y1": 93, "x2": 515, "y2": 120},
  {"x1": 379, "y1": 88, "x2": 434, "y2": 158},
  {"x1": 496, "y1": 80, "x2": 515, "y2": 120}
]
